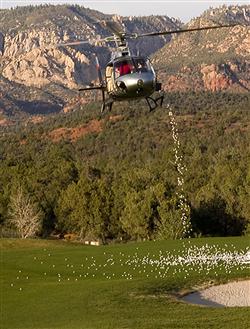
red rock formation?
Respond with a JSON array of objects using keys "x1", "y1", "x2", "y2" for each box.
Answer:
[{"x1": 201, "y1": 64, "x2": 232, "y2": 91}]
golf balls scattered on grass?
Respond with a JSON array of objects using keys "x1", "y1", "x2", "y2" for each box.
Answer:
[{"x1": 8, "y1": 243, "x2": 249, "y2": 293}]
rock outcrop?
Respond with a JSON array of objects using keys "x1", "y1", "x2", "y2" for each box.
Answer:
[
  {"x1": 152, "y1": 5, "x2": 250, "y2": 92},
  {"x1": 2, "y1": 30, "x2": 96, "y2": 88},
  {"x1": 201, "y1": 64, "x2": 232, "y2": 91}
]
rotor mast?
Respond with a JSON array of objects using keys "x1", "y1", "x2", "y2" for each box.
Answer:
[
  {"x1": 111, "y1": 33, "x2": 131, "y2": 60},
  {"x1": 103, "y1": 19, "x2": 131, "y2": 59}
]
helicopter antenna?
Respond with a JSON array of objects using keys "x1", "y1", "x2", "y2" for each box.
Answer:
[
  {"x1": 95, "y1": 54, "x2": 106, "y2": 111},
  {"x1": 94, "y1": 54, "x2": 102, "y2": 84},
  {"x1": 243, "y1": 7, "x2": 250, "y2": 22},
  {"x1": 0, "y1": 32, "x2": 4, "y2": 55}
]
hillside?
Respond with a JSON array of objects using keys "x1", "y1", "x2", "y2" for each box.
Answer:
[
  {"x1": 0, "y1": 4, "x2": 179, "y2": 116},
  {"x1": 153, "y1": 5, "x2": 250, "y2": 92}
]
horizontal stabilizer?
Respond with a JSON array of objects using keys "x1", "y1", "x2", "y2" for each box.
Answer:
[{"x1": 79, "y1": 86, "x2": 105, "y2": 91}]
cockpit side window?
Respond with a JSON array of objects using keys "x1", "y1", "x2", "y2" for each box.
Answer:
[{"x1": 135, "y1": 58, "x2": 153, "y2": 73}]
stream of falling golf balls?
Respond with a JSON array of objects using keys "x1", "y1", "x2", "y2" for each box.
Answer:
[
  {"x1": 9, "y1": 243, "x2": 250, "y2": 291},
  {"x1": 168, "y1": 105, "x2": 191, "y2": 237}
]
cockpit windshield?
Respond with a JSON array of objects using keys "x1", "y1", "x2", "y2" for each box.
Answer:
[
  {"x1": 114, "y1": 58, "x2": 153, "y2": 78},
  {"x1": 114, "y1": 60, "x2": 135, "y2": 78}
]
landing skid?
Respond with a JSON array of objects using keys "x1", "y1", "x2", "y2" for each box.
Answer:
[{"x1": 146, "y1": 92, "x2": 164, "y2": 112}]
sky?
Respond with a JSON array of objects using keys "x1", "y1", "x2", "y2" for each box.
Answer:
[{"x1": 0, "y1": 1, "x2": 248, "y2": 22}]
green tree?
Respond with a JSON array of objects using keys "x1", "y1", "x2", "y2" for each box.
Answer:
[
  {"x1": 156, "y1": 196, "x2": 190, "y2": 239},
  {"x1": 56, "y1": 172, "x2": 113, "y2": 242},
  {"x1": 120, "y1": 189, "x2": 154, "y2": 240}
]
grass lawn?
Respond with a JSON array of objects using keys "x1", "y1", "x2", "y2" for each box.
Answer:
[{"x1": 1, "y1": 237, "x2": 249, "y2": 329}]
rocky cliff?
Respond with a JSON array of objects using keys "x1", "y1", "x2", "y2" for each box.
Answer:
[
  {"x1": 0, "y1": 4, "x2": 180, "y2": 116},
  {"x1": 153, "y1": 5, "x2": 250, "y2": 92}
]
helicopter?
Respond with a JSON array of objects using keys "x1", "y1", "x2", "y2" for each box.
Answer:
[{"x1": 0, "y1": 20, "x2": 240, "y2": 112}]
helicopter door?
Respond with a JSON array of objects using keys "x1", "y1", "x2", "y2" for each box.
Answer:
[{"x1": 106, "y1": 64, "x2": 114, "y2": 93}]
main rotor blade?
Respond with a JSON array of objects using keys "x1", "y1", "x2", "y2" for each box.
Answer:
[
  {"x1": 135, "y1": 24, "x2": 238, "y2": 38},
  {"x1": 56, "y1": 35, "x2": 115, "y2": 47},
  {"x1": 79, "y1": 86, "x2": 104, "y2": 91},
  {"x1": 57, "y1": 40, "x2": 93, "y2": 47},
  {"x1": 103, "y1": 20, "x2": 125, "y2": 37}
]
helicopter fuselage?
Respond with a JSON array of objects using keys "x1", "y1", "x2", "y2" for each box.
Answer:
[
  {"x1": 105, "y1": 55, "x2": 160, "y2": 102},
  {"x1": 79, "y1": 54, "x2": 164, "y2": 112}
]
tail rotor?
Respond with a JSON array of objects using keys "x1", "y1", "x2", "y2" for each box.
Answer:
[
  {"x1": 0, "y1": 32, "x2": 4, "y2": 56},
  {"x1": 94, "y1": 54, "x2": 107, "y2": 112}
]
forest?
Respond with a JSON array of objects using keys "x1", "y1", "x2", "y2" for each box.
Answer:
[{"x1": 0, "y1": 91, "x2": 249, "y2": 242}]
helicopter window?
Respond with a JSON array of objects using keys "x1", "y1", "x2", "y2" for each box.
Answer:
[
  {"x1": 134, "y1": 58, "x2": 153, "y2": 73},
  {"x1": 114, "y1": 60, "x2": 135, "y2": 78}
]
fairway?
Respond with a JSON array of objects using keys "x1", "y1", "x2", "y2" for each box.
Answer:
[{"x1": 1, "y1": 237, "x2": 250, "y2": 329}]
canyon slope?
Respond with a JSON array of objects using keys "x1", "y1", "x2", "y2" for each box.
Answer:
[{"x1": 152, "y1": 5, "x2": 250, "y2": 92}]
